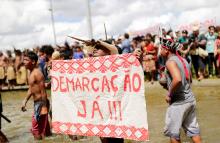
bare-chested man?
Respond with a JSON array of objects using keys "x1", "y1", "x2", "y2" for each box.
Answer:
[
  {"x1": 0, "y1": 92, "x2": 9, "y2": 143},
  {"x1": 0, "y1": 52, "x2": 9, "y2": 142},
  {"x1": 0, "y1": 52, "x2": 7, "y2": 89},
  {"x1": 21, "y1": 51, "x2": 51, "y2": 140}
]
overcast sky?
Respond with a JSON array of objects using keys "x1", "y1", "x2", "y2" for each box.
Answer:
[{"x1": 0, "y1": 0, "x2": 220, "y2": 51}]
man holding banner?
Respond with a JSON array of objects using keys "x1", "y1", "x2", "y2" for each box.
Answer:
[
  {"x1": 51, "y1": 39, "x2": 148, "y2": 143},
  {"x1": 93, "y1": 40, "x2": 124, "y2": 143},
  {"x1": 159, "y1": 38, "x2": 201, "y2": 143}
]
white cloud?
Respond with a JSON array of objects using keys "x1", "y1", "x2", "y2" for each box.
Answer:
[{"x1": 0, "y1": 0, "x2": 220, "y2": 51}]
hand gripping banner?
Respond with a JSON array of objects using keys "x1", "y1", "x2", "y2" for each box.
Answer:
[{"x1": 51, "y1": 54, "x2": 149, "y2": 141}]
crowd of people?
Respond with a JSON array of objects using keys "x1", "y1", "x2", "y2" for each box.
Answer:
[
  {"x1": 0, "y1": 25, "x2": 220, "y2": 91},
  {"x1": 1, "y1": 25, "x2": 218, "y2": 143}
]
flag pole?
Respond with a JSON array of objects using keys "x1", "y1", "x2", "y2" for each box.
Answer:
[
  {"x1": 104, "y1": 23, "x2": 107, "y2": 40},
  {"x1": 86, "y1": 0, "x2": 93, "y2": 39},
  {"x1": 49, "y1": 0, "x2": 57, "y2": 45}
]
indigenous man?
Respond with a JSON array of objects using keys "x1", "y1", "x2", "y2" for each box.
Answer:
[
  {"x1": 214, "y1": 30, "x2": 220, "y2": 77},
  {"x1": 0, "y1": 52, "x2": 7, "y2": 89},
  {"x1": 142, "y1": 38, "x2": 157, "y2": 84},
  {"x1": 92, "y1": 40, "x2": 124, "y2": 143},
  {"x1": 68, "y1": 37, "x2": 141, "y2": 142},
  {"x1": 21, "y1": 51, "x2": 51, "y2": 140},
  {"x1": 159, "y1": 38, "x2": 201, "y2": 143},
  {"x1": 205, "y1": 26, "x2": 217, "y2": 77},
  {"x1": 189, "y1": 26, "x2": 207, "y2": 81},
  {"x1": 0, "y1": 92, "x2": 9, "y2": 143},
  {"x1": 92, "y1": 40, "x2": 141, "y2": 143},
  {"x1": 6, "y1": 59, "x2": 16, "y2": 90}
]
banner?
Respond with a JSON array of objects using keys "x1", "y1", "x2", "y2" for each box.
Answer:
[
  {"x1": 51, "y1": 54, "x2": 149, "y2": 141},
  {"x1": 130, "y1": 24, "x2": 161, "y2": 36},
  {"x1": 176, "y1": 18, "x2": 216, "y2": 32},
  {"x1": 130, "y1": 18, "x2": 217, "y2": 36}
]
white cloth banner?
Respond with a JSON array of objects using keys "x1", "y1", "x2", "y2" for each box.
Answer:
[
  {"x1": 51, "y1": 54, "x2": 149, "y2": 141},
  {"x1": 177, "y1": 18, "x2": 216, "y2": 32},
  {"x1": 130, "y1": 18, "x2": 216, "y2": 36}
]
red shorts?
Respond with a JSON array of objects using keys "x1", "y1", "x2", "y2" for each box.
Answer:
[{"x1": 31, "y1": 114, "x2": 51, "y2": 138}]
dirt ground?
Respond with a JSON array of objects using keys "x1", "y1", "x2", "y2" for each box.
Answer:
[{"x1": 1, "y1": 79, "x2": 220, "y2": 143}]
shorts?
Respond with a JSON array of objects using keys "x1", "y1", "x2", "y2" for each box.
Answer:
[
  {"x1": 164, "y1": 101, "x2": 200, "y2": 140},
  {"x1": 0, "y1": 79, "x2": 5, "y2": 85},
  {"x1": 100, "y1": 137, "x2": 124, "y2": 143},
  {"x1": 31, "y1": 114, "x2": 51, "y2": 137}
]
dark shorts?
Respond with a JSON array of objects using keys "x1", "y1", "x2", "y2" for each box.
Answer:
[
  {"x1": 100, "y1": 137, "x2": 124, "y2": 143},
  {"x1": 0, "y1": 79, "x2": 4, "y2": 85},
  {"x1": 8, "y1": 79, "x2": 15, "y2": 85}
]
